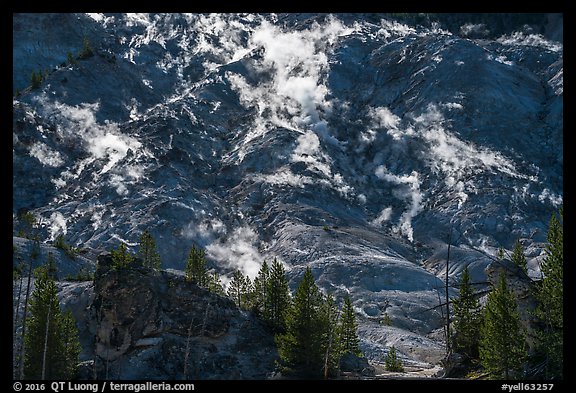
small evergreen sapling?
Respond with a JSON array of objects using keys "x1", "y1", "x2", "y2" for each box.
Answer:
[{"x1": 385, "y1": 346, "x2": 404, "y2": 372}]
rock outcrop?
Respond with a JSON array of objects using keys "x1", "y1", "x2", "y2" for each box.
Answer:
[
  {"x1": 75, "y1": 253, "x2": 278, "y2": 379},
  {"x1": 340, "y1": 353, "x2": 376, "y2": 377}
]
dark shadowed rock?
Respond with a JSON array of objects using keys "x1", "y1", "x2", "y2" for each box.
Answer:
[
  {"x1": 340, "y1": 352, "x2": 376, "y2": 377},
  {"x1": 80, "y1": 253, "x2": 278, "y2": 379},
  {"x1": 440, "y1": 352, "x2": 469, "y2": 378}
]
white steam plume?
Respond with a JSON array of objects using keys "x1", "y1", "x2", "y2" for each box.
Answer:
[
  {"x1": 206, "y1": 226, "x2": 264, "y2": 280},
  {"x1": 227, "y1": 16, "x2": 353, "y2": 150},
  {"x1": 375, "y1": 166, "x2": 423, "y2": 241},
  {"x1": 48, "y1": 212, "x2": 68, "y2": 240},
  {"x1": 33, "y1": 98, "x2": 149, "y2": 195},
  {"x1": 29, "y1": 142, "x2": 64, "y2": 167}
]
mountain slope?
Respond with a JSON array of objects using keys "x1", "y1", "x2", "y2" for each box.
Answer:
[{"x1": 13, "y1": 13, "x2": 562, "y2": 367}]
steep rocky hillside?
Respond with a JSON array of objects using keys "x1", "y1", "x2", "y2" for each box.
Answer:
[{"x1": 13, "y1": 13, "x2": 562, "y2": 370}]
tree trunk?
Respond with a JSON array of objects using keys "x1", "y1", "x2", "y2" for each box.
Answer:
[
  {"x1": 19, "y1": 261, "x2": 34, "y2": 379},
  {"x1": 13, "y1": 274, "x2": 24, "y2": 378},
  {"x1": 183, "y1": 318, "x2": 194, "y2": 379},
  {"x1": 41, "y1": 303, "x2": 52, "y2": 380},
  {"x1": 323, "y1": 309, "x2": 340, "y2": 379}
]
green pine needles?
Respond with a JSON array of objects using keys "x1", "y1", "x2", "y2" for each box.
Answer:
[
  {"x1": 479, "y1": 271, "x2": 527, "y2": 379},
  {"x1": 185, "y1": 245, "x2": 209, "y2": 286},
  {"x1": 532, "y1": 209, "x2": 563, "y2": 379},
  {"x1": 385, "y1": 346, "x2": 404, "y2": 372},
  {"x1": 452, "y1": 266, "x2": 482, "y2": 359},
  {"x1": 339, "y1": 296, "x2": 361, "y2": 356},
  {"x1": 263, "y1": 258, "x2": 290, "y2": 332},
  {"x1": 111, "y1": 242, "x2": 134, "y2": 269},
  {"x1": 138, "y1": 230, "x2": 162, "y2": 270},
  {"x1": 228, "y1": 270, "x2": 253, "y2": 309},
  {"x1": 276, "y1": 267, "x2": 326, "y2": 377},
  {"x1": 511, "y1": 240, "x2": 528, "y2": 275},
  {"x1": 23, "y1": 267, "x2": 81, "y2": 379},
  {"x1": 276, "y1": 267, "x2": 364, "y2": 378}
]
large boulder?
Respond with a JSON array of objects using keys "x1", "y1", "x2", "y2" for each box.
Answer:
[{"x1": 340, "y1": 352, "x2": 376, "y2": 377}]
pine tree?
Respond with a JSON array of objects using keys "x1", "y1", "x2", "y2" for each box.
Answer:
[
  {"x1": 111, "y1": 242, "x2": 134, "y2": 269},
  {"x1": 321, "y1": 292, "x2": 341, "y2": 378},
  {"x1": 511, "y1": 240, "x2": 528, "y2": 275},
  {"x1": 78, "y1": 37, "x2": 94, "y2": 59},
  {"x1": 24, "y1": 267, "x2": 61, "y2": 379},
  {"x1": 533, "y1": 209, "x2": 563, "y2": 379},
  {"x1": 381, "y1": 312, "x2": 393, "y2": 326},
  {"x1": 138, "y1": 230, "x2": 162, "y2": 270},
  {"x1": 17, "y1": 210, "x2": 37, "y2": 239},
  {"x1": 206, "y1": 270, "x2": 225, "y2": 295},
  {"x1": 251, "y1": 260, "x2": 270, "y2": 314},
  {"x1": 227, "y1": 270, "x2": 242, "y2": 308},
  {"x1": 185, "y1": 245, "x2": 209, "y2": 287},
  {"x1": 53, "y1": 234, "x2": 78, "y2": 259},
  {"x1": 66, "y1": 51, "x2": 77, "y2": 65},
  {"x1": 24, "y1": 267, "x2": 80, "y2": 379},
  {"x1": 264, "y1": 258, "x2": 290, "y2": 332},
  {"x1": 30, "y1": 71, "x2": 43, "y2": 89},
  {"x1": 18, "y1": 230, "x2": 40, "y2": 379},
  {"x1": 277, "y1": 267, "x2": 325, "y2": 378},
  {"x1": 17, "y1": 265, "x2": 32, "y2": 379},
  {"x1": 479, "y1": 271, "x2": 527, "y2": 379},
  {"x1": 452, "y1": 266, "x2": 482, "y2": 359},
  {"x1": 385, "y1": 346, "x2": 404, "y2": 372},
  {"x1": 13, "y1": 263, "x2": 25, "y2": 378},
  {"x1": 46, "y1": 252, "x2": 58, "y2": 280},
  {"x1": 339, "y1": 296, "x2": 361, "y2": 357},
  {"x1": 227, "y1": 270, "x2": 252, "y2": 309},
  {"x1": 60, "y1": 310, "x2": 82, "y2": 379},
  {"x1": 54, "y1": 234, "x2": 67, "y2": 250}
]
